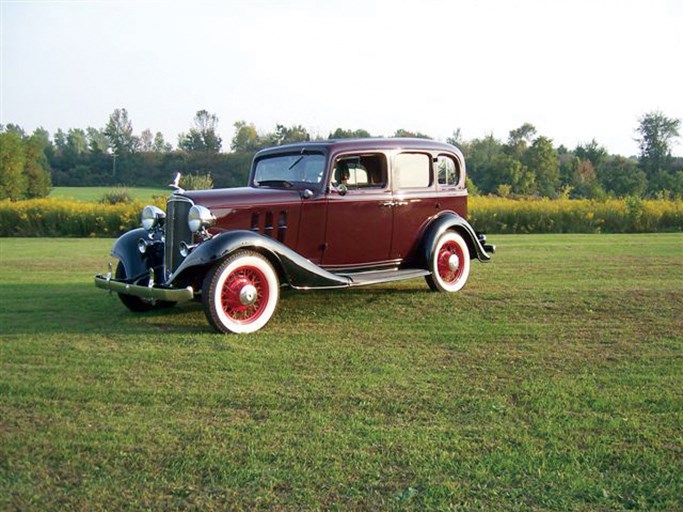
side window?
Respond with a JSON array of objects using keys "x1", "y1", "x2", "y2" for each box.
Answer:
[
  {"x1": 332, "y1": 154, "x2": 387, "y2": 190},
  {"x1": 437, "y1": 155, "x2": 461, "y2": 187},
  {"x1": 394, "y1": 153, "x2": 432, "y2": 189}
]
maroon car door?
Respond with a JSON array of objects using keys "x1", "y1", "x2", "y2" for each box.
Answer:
[{"x1": 320, "y1": 153, "x2": 394, "y2": 269}]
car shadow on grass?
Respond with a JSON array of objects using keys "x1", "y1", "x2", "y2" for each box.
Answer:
[{"x1": 0, "y1": 279, "x2": 436, "y2": 336}]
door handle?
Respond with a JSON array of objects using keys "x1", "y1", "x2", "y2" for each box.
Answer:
[{"x1": 379, "y1": 201, "x2": 395, "y2": 207}]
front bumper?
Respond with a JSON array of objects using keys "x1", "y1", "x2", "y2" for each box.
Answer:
[{"x1": 94, "y1": 275, "x2": 195, "y2": 303}]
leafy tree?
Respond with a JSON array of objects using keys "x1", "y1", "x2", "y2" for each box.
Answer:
[
  {"x1": 597, "y1": 156, "x2": 646, "y2": 197},
  {"x1": 0, "y1": 131, "x2": 28, "y2": 199},
  {"x1": 523, "y1": 136, "x2": 560, "y2": 197},
  {"x1": 179, "y1": 110, "x2": 222, "y2": 152},
  {"x1": 66, "y1": 128, "x2": 88, "y2": 156},
  {"x1": 506, "y1": 123, "x2": 537, "y2": 158},
  {"x1": 231, "y1": 121, "x2": 261, "y2": 152},
  {"x1": 463, "y1": 134, "x2": 504, "y2": 194},
  {"x1": 153, "y1": 132, "x2": 172, "y2": 152},
  {"x1": 104, "y1": 108, "x2": 139, "y2": 154},
  {"x1": 24, "y1": 135, "x2": 52, "y2": 198},
  {"x1": 636, "y1": 111, "x2": 680, "y2": 177},
  {"x1": 139, "y1": 129, "x2": 154, "y2": 152},
  {"x1": 446, "y1": 128, "x2": 464, "y2": 148},
  {"x1": 575, "y1": 139, "x2": 608, "y2": 168},
  {"x1": 54, "y1": 129, "x2": 68, "y2": 154},
  {"x1": 392, "y1": 128, "x2": 431, "y2": 139},
  {"x1": 267, "y1": 124, "x2": 310, "y2": 146},
  {"x1": 328, "y1": 127, "x2": 372, "y2": 139},
  {"x1": 87, "y1": 127, "x2": 110, "y2": 153},
  {"x1": 4, "y1": 124, "x2": 26, "y2": 138}
]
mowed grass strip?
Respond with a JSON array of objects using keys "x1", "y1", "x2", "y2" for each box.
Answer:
[
  {"x1": 0, "y1": 235, "x2": 681, "y2": 510},
  {"x1": 50, "y1": 186, "x2": 169, "y2": 202}
]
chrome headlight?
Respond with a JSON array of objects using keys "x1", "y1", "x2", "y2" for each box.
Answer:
[
  {"x1": 141, "y1": 205, "x2": 166, "y2": 231},
  {"x1": 188, "y1": 205, "x2": 215, "y2": 233}
]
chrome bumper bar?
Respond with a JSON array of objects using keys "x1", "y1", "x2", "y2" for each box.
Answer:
[{"x1": 94, "y1": 275, "x2": 195, "y2": 303}]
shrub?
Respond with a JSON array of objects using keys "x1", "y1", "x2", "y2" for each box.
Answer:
[
  {"x1": 469, "y1": 197, "x2": 683, "y2": 234},
  {"x1": 1, "y1": 197, "x2": 681, "y2": 238},
  {"x1": 180, "y1": 173, "x2": 213, "y2": 190},
  {"x1": 0, "y1": 197, "x2": 164, "y2": 237},
  {"x1": 100, "y1": 188, "x2": 134, "y2": 205}
]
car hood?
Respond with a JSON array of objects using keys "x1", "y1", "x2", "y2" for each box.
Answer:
[{"x1": 180, "y1": 187, "x2": 302, "y2": 210}]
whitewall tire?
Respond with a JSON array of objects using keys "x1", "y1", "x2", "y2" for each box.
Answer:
[
  {"x1": 202, "y1": 251, "x2": 279, "y2": 334},
  {"x1": 425, "y1": 231, "x2": 471, "y2": 292}
]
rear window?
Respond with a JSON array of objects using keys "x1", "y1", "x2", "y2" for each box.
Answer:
[{"x1": 437, "y1": 155, "x2": 461, "y2": 187}]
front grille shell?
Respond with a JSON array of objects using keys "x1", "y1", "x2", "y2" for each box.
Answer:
[{"x1": 164, "y1": 195, "x2": 194, "y2": 281}]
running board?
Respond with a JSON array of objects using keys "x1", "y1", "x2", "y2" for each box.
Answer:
[{"x1": 338, "y1": 268, "x2": 430, "y2": 287}]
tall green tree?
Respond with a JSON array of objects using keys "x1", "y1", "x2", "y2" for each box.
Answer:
[
  {"x1": 179, "y1": 110, "x2": 222, "y2": 152},
  {"x1": 231, "y1": 121, "x2": 261, "y2": 152},
  {"x1": 66, "y1": 128, "x2": 88, "y2": 156},
  {"x1": 598, "y1": 156, "x2": 646, "y2": 197},
  {"x1": 104, "y1": 108, "x2": 139, "y2": 154},
  {"x1": 636, "y1": 111, "x2": 680, "y2": 178},
  {"x1": 152, "y1": 132, "x2": 172, "y2": 152},
  {"x1": 24, "y1": 135, "x2": 52, "y2": 198},
  {"x1": 506, "y1": 123, "x2": 537, "y2": 158},
  {"x1": 0, "y1": 131, "x2": 28, "y2": 200},
  {"x1": 267, "y1": 124, "x2": 310, "y2": 146},
  {"x1": 523, "y1": 136, "x2": 560, "y2": 197}
]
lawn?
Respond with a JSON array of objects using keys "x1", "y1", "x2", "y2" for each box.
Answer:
[
  {"x1": 0, "y1": 234, "x2": 681, "y2": 510},
  {"x1": 50, "y1": 186, "x2": 169, "y2": 202}
]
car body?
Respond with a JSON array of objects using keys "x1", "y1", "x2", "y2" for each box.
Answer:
[{"x1": 95, "y1": 138, "x2": 495, "y2": 333}]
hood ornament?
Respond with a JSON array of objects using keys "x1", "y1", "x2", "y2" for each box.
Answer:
[{"x1": 168, "y1": 172, "x2": 185, "y2": 193}]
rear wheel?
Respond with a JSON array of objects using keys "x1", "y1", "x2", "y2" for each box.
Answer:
[
  {"x1": 115, "y1": 262, "x2": 174, "y2": 312},
  {"x1": 202, "y1": 251, "x2": 279, "y2": 334},
  {"x1": 425, "y1": 231, "x2": 471, "y2": 292}
]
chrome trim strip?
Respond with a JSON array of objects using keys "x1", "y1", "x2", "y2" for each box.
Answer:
[{"x1": 94, "y1": 276, "x2": 194, "y2": 302}]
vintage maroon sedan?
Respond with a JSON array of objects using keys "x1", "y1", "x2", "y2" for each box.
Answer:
[{"x1": 95, "y1": 138, "x2": 495, "y2": 333}]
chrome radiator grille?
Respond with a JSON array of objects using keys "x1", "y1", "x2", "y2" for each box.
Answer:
[{"x1": 164, "y1": 196, "x2": 193, "y2": 280}]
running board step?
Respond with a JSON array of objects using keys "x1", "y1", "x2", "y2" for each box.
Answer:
[{"x1": 337, "y1": 268, "x2": 430, "y2": 287}]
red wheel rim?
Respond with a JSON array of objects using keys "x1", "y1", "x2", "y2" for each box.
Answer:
[
  {"x1": 437, "y1": 240, "x2": 464, "y2": 284},
  {"x1": 220, "y1": 265, "x2": 270, "y2": 324}
]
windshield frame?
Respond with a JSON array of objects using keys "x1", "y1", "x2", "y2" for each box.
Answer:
[{"x1": 251, "y1": 151, "x2": 328, "y2": 190}]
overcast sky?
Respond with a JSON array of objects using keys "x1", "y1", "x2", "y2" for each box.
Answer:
[{"x1": 1, "y1": 0, "x2": 681, "y2": 156}]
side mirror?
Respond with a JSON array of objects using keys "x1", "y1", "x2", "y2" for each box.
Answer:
[{"x1": 337, "y1": 184, "x2": 348, "y2": 196}]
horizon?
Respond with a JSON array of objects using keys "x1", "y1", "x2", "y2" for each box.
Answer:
[{"x1": 2, "y1": 0, "x2": 682, "y2": 157}]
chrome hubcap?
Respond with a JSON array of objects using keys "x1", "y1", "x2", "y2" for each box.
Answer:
[
  {"x1": 239, "y1": 284, "x2": 258, "y2": 306},
  {"x1": 448, "y1": 253, "x2": 460, "y2": 272}
]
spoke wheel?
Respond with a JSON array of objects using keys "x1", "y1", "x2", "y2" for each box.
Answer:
[
  {"x1": 203, "y1": 251, "x2": 279, "y2": 334},
  {"x1": 425, "y1": 231, "x2": 471, "y2": 292}
]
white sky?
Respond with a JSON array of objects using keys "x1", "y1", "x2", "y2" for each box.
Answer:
[{"x1": 1, "y1": 0, "x2": 682, "y2": 156}]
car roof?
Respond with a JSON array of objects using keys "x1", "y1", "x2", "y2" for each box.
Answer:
[{"x1": 254, "y1": 138, "x2": 463, "y2": 158}]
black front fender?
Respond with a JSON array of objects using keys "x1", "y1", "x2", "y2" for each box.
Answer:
[
  {"x1": 111, "y1": 228, "x2": 151, "y2": 279},
  {"x1": 169, "y1": 230, "x2": 350, "y2": 290},
  {"x1": 421, "y1": 213, "x2": 492, "y2": 266}
]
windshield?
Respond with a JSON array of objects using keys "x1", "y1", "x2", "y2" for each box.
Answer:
[{"x1": 253, "y1": 153, "x2": 326, "y2": 188}]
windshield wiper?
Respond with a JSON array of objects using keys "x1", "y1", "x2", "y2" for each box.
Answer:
[
  {"x1": 288, "y1": 155, "x2": 304, "y2": 170},
  {"x1": 257, "y1": 179, "x2": 294, "y2": 188}
]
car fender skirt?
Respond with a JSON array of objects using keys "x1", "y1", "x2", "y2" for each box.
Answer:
[
  {"x1": 170, "y1": 230, "x2": 351, "y2": 289},
  {"x1": 423, "y1": 213, "x2": 493, "y2": 264}
]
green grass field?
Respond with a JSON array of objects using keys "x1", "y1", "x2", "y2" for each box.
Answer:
[
  {"x1": 50, "y1": 186, "x2": 169, "y2": 202},
  {"x1": 1, "y1": 234, "x2": 681, "y2": 510}
]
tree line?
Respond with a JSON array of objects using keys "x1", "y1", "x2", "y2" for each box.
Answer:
[{"x1": 0, "y1": 108, "x2": 681, "y2": 200}]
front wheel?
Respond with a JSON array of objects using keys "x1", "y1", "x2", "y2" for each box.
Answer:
[
  {"x1": 202, "y1": 251, "x2": 280, "y2": 334},
  {"x1": 425, "y1": 231, "x2": 471, "y2": 292}
]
